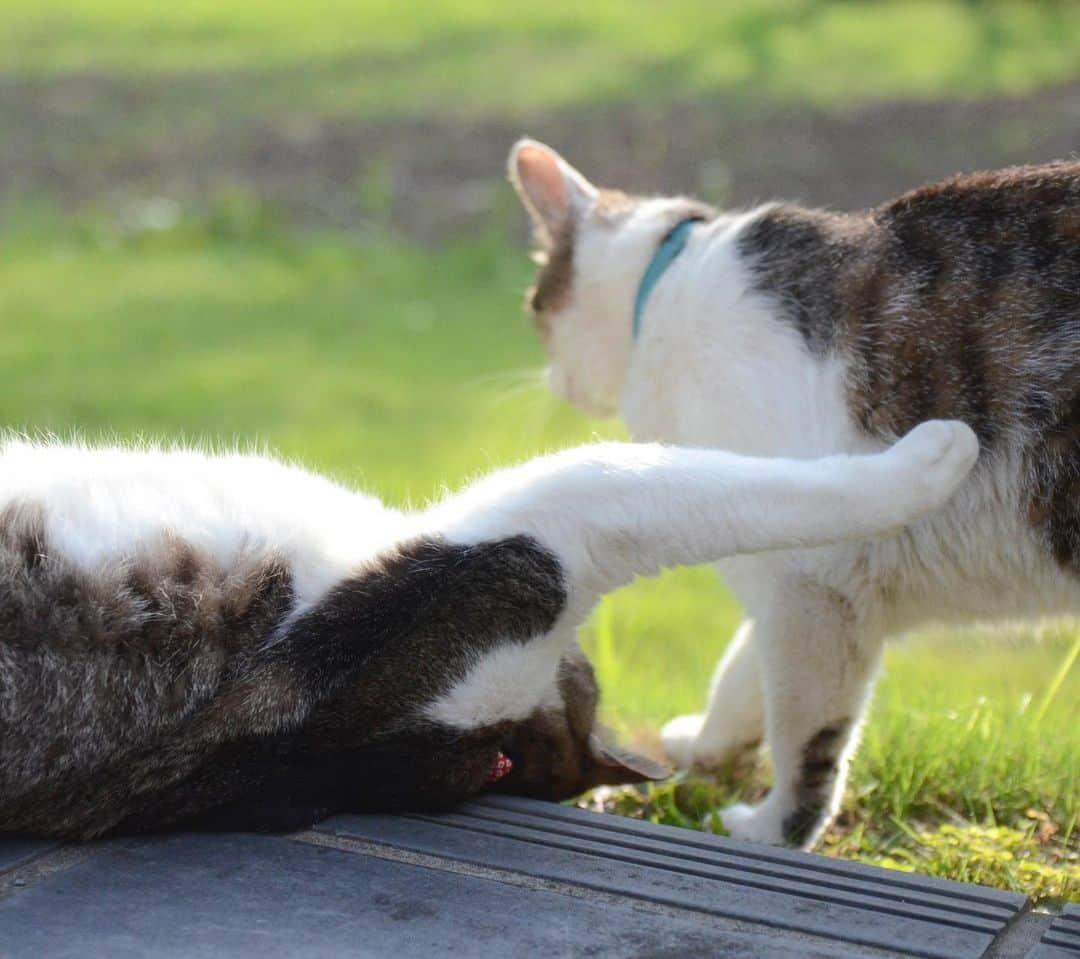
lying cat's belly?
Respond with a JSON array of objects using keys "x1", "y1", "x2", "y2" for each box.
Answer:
[{"x1": 0, "y1": 439, "x2": 404, "y2": 609}]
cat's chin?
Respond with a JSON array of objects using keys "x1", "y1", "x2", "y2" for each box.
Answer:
[
  {"x1": 576, "y1": 400, "x2": 618, "y2": 419},
  {"x1": 546, "y1": 368, "x2": 618, "y2": 419},
  {"x1": 563, "y1": 390, "x2": 618, "y2": 419}
]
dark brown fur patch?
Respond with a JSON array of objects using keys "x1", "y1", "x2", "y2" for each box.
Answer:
[
  {"x1": 493, "y1": 644, "x2": 600, "y2": 800},
  {"x1": 0, "y1": 504, "x2": 296, "y2": 837},
  {"x1": 524, "y1": 189, "x2": 642, "y2": 325},
  {"x1": 119, "y1": 534, "x2": 569, "y2": 834},
  {"x1": 739, "y1": 161, "x2": 1080, "y2": 571},
  {"x1": 528, "y1": 221, "x2": 576, "y2": 322},
  {"x1": 781, "y1": 720, "x2": 850, "y2": 846},
  {"x1": 493, "y1": 643, "x2": 666, "y2": 801}
]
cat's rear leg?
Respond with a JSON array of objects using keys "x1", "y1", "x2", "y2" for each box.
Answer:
[
  {"x1": 718, "y1": 582, "x2": 881, "y2": 848},
  {"x1": 661, "y1": 618, "x2": 764, "y2": 769}
]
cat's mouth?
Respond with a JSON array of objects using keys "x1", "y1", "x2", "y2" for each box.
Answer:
[{"x1": 487, "y1": 750, "x2": 513, "y2": 784}]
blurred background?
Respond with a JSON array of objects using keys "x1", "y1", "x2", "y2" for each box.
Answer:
[{"x1": 2, "y1": 0, "x2": 1077, "y2": 897}]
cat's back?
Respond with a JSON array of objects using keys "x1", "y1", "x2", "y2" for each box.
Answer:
[
  {"x1": 877, "y1": 160, "x2": 1080, "y2": 232},
  {"x1": 0, "y1": 439, "x2": 400, "y2": 605},
  {"x1": 874, "y1": 161, "x2": 1080, "y2": 301},
  {"x1": 738, "y1": 162, "x2": 1080, "y2": 440},
  {"x1": 842, "y1": 162, "x2": 1080, "y2": 438}
]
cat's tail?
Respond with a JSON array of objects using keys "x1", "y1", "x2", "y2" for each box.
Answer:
[{"x1": 427, "y1": 420, "x2": 978, "y2": 604}]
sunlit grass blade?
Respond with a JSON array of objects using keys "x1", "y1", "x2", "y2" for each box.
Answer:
[{"x1": 1034, "y1": 630, "x2": 1080, "y2": 724}]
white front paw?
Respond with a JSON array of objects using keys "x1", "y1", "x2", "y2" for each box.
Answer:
[
  {"x1": 719, "y1": 801, "x2": 786, "y2": 845},
  {"x1": 889, "y1": 419, "x2": 979, "y2": 516}
]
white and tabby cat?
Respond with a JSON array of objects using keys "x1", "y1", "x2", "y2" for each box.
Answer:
[
  {"x1": 0, "y1": 428, "x2": 975, "y2": 838},
  {"x1": 509, "y1": 138, "x2": 1080, "y2": 848}
]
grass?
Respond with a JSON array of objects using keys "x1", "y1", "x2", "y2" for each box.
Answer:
[
  {"x1": 585, "y1": 624, "x2": 1080, "y2": 905},
  {"x1": 0, "y1": 211, "x2": 599, "y2": 500},
  {"x1": 2, "y1": 212, "x2": 1077, "y2": 902},
  {"x1": 6, "y1": 1, "x2": 1080, "y2": 118}
]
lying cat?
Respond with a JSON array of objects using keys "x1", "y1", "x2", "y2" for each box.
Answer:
[
  {"x1": 0, "y1": 429, "x2": 975, "y2": 838},
  {"x1": 509, "y1": 138, "x2": 1080, "y2": 848}
]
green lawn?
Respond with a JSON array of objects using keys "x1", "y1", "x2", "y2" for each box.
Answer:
[
  {"x1": 7, "y1": 0, "x2": 1080, "y2": 116},
  {"x1": 3, "y1": 0, "x2": 1079, "y2": 903}
]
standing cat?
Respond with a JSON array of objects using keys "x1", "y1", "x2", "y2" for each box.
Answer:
[
  {"x1": 509, "y1": 138, "x2": 1080, "y2": 848},
  {"x1": 0, "y1": 429, "x2": 974, "y2": 838}
]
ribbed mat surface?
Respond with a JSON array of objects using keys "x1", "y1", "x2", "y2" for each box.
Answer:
[{"x1": 1, "y1": 796, "x2": 1064, "y2": 958}]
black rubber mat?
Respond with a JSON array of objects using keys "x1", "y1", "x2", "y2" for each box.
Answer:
[
  {"x1": 1032, "y1": 905, "x2": 1080, "y2": 958},
  {"x1": 0, "y1": 796, "x2": 1067, "y2": 958},
  {"x1": 318, "y1": 795, "x2": 1031, "y2": 959}
]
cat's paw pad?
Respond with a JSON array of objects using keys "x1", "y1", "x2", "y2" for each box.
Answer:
[{"x1": 719, "y1": 801, "x2": 785, "y2": 845}]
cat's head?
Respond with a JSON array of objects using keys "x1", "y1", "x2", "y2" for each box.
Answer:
[
  {"x1": 344, "y1": 642, "x2": 668, "y2": 811},
  {"x1": 493, "y1": 641, "x2": 670, "y2": 801},
  {"x1": 508, "y1": 138, "x2": 715, "y2": 417}
]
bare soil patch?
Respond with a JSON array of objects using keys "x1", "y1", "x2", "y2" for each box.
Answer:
[{"x1": 2, "y1": 73, "x2": 1079, "y2": 239}]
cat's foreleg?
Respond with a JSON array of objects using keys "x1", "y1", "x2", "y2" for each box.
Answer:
[
  {"x1": 718, "y1": 584, "x2": 880, "y2": 848},
  {"x1": 433, "y1": 419, "x2": 977, "y2": 612},
  {"x1": 417, "y1": 420, "x2": 972, "y2": 736},
  {"x1": 661, "y1": 618, "x2": 764, "y2": 768}
]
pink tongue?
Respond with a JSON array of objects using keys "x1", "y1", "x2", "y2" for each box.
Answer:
[{"x1": 488, "y1": 751, "x2": 513, "y2": 783}]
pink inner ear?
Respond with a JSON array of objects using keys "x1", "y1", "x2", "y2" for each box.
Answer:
[{"x1": 516, "y1": 146, "x2": 569, "y2": 227}]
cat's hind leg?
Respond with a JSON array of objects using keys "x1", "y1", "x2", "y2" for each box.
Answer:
[
  {"x1": 718, "y1": 582, "x2": 880, "y2": 848},
  {"x1": 661, "y1": 618, "x2": 764, "y2": 769}
]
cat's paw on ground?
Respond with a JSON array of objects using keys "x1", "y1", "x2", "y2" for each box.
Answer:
[
  {"x1": 719, "y1": 800, "x2": 787, "y2": 846},
  {"x1": 660, "y1": 714, "x2": 705, "y2": 768},
  {"x1": 661, "y1": 713, "x2": 759, "y2": 771}
]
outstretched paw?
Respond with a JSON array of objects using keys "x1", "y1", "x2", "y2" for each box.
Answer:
[
  {"x1": 882, "y1": 420, "x2": 979, "y2": 523},
  {"x1": 894, "y1": 419, "x2": 978, "y2": 494}
]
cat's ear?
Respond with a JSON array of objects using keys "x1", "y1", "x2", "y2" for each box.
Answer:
[
  {"x1": 584, "y1": 733, "x2": 671, "y2": 789},
  {"x1": 509, "y1": 139, "x2": 598, "y2": 244}
]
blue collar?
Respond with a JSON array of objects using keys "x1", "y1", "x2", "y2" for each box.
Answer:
[{"x1": 632, "y1": 218, "x2": 697, "y2": 340}]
